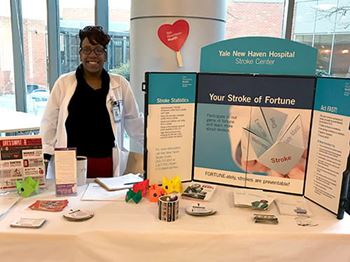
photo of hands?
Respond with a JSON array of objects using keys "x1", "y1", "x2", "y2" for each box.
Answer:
[{"x1": 228, "y1": 106, "x2": 312, "y2": 180}]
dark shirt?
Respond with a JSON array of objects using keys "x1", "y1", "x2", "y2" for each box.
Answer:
[{"x1": 65, "y1": 65, "x2": 115, "y2": 157}]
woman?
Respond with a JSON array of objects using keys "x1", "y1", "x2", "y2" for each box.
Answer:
[{"x1": 40, "y1": 26, "x2": 143, "y2": 178}]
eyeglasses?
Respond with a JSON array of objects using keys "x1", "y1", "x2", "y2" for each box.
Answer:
[{"x1": 80, "y1": 47, "x2": 105, "y2": 56}]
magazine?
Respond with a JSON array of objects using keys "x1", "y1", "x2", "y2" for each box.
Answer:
[{"x1": 181, "y1": 183, "x2": 216, "y2": 201}]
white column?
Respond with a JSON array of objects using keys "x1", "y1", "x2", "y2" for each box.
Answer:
[{"x1": 130, "y1": 0, "x2": 227, "y2": 111}]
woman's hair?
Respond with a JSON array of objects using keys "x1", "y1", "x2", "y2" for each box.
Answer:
[{"x1": 79, "y1": 26, "x2": 111, "y2": 48}]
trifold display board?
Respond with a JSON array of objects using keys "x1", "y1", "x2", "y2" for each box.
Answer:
[
  {"x1": 144, "y1": 37, "x2": 350, "y2": 218},
  {"x1": 144, "y1": 72, "x2": 349, "y2": 218}
]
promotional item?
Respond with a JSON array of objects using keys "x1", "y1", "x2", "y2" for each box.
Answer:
[{"x1": 158, "y1": 195, "x2": 179, "y2": 222}]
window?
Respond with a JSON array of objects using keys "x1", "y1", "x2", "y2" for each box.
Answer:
[
  {"x1": 109, "y1": 0, "x2": 130, "y2": 80},
  {"x1": 0, "y1": 1, "x2": 15, "y2": 112},
  {"x1": 59, "y1": 0, "x2": 95, "y2": 74},
  {"x1": 226, "y1": 0, "x2": 286, "y2": 39},
  {"x1": 293, "y1": 0, "x2": 350, "y2": 77},
  {"x1": 22, "y1": 0, "x2": 48, "y2": 116}
]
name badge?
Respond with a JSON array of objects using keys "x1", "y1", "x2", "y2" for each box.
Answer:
[{"x1": 112, "y1": 100, "x2": 123, "y2": 123}]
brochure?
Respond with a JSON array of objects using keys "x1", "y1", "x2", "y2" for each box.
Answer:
[
  {"x1": 0, "y1": 135, "x2": 46, "y2": 191},
  {"x1": 81, "y1": 183, "x2": 128, "y2": 201},
  {"x1": 275, "y1": 197, "x2": 312, "y2": 216},
  {"x1": 28, "y1": 199, "x2": 69, "y2": 212},
  {"x1": 54, "y1": 148, "x2": 77, "y2": 196},
  {"x1": 233, "y1": 188, "x2": 275, "y2": 210},
  {"x1": 181, "y1": 183, "x2": 216, "y2": 201},
  {"x1": 95, "y1": 173, "x2": 143, "y2": 191}
]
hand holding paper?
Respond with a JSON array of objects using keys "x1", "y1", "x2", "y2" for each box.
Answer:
[{"x1": 241, "y1": 107, "x2": 306, "y2": 176}]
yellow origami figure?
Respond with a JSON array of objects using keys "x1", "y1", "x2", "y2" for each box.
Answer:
[{"x1": 162, "y1": 176, "x2": 182, "y2": 194}]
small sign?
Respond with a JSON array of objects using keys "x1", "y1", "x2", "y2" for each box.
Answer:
[
  {"x1": 158, "y1": 19, "x2": 189, "y2": 67},
  {"x1": 54, "y1": 148, "x2": 77, "y2": 196}
]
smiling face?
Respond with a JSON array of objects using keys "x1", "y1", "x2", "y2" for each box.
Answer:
[{"x1": 79, "y1": 38, "x2": 106, "y2": 76}]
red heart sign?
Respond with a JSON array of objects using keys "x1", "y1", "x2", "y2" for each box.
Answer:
[{"x1": 157, "y1": 19, "x2": 189, "y2": 52}]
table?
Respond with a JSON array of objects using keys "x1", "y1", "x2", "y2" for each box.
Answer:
[
  {"x1": 0, "y1": 110, "x2": 40, "y2": 134},
  {"x1": 0, "y1": 182, "x2": 349, "y2": 262}
]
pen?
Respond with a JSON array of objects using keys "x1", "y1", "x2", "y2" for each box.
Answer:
[
  {"x1": 69, "y1": 209, "x2": 80, "y2": 214},
  {"x1": 124, "y1": 182, "x2": 139, "y2": 185}
]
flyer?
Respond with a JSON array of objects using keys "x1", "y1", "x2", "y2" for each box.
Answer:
[{"x1": 0, "y1": 135, "x2": 46, "y2": 191}]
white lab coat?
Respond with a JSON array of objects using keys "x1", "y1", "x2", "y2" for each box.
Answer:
[{"x1": 40, "y1": 71, "x2": 144, "y2": 176}]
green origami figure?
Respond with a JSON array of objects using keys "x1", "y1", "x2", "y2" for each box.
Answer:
[
  {"x1": 16, "y1": 177, "x2": 39, "y2": 197},
  {"x1": 125, "y1": 189, "x2": 142, "y2": 204}
]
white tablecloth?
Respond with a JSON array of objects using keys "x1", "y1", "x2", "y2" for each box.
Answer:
[{"x1": 0, "y1": 182, "x2": 349, "y2": 262}]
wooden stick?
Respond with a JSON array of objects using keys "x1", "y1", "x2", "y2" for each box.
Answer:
[{"x1": 176, "y1": 51, "x2": 183, "y2": 67}]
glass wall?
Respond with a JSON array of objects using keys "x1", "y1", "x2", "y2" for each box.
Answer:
[
  {"x1": 1, "y1": 0, "x2": 350, "y2": 118},
  {"x1": 293, "y1": 0, "x2": 350, "y2": 77},
  {"x1": 108, "y1": 0, "x2": 130, "y2": 80},
  {"x1": 226, "y1": 0, "x2": 286, "y2": 38},
  {"x1": 0, "y1": 1, "x2": 15, "y2": 112},
  {"x1": 22, "y1": 0, "x2": 48, "y2": 116},
  {"x1": 59, "y1": 0, "x2": 95, "y2": 74}
]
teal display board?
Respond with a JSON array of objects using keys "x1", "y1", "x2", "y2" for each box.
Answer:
[
  {"x1": 145, "y1": 73, "x2": 197, "y2": 185},
  {"x1": 305, "y1": 77, "x2": 350, "y2": 216},
  {"x1": 200, "y1": 37, "x2": 317, "y2": 76},
  {"x1": 193, "y1": 73, "x2": 316, "y2": 195}
]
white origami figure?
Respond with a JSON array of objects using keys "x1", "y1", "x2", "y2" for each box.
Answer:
[{"x1": 229, "y1": 106, "x2": 308, "y2": 177}]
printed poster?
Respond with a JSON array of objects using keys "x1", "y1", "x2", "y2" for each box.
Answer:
[
  {"x1": 304, "y1": 77, "x2": 350, "y2": 214},
  {"x1": 0, "y1": 135, "x2": 46, "y2": 190},
  {"x1": 146, "y1": 73, "x2": 196, "y2": 184},
  {"x1": 193, "y1": 73, "x2": 315, "y2": 194}
]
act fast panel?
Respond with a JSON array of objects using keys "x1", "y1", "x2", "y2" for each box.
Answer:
[
  {"x1": 193, "y1": 73, "x2": 315, "y2": 194},
  {"x1": 145, "y1": 73, "x2": 196, "y2": 184},
  {"x1": 305, "y1": 77, "x2": 350, "y2": 214}
]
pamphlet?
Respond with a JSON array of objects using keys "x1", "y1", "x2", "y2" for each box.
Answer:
[
  {"x1": 275, "y1": 197, "x2": 312, "y2": 216},
  {"x1": 233, "y1": 188, "x2": 275, "y2": 210},
  {"x1": 181, "y1": 183, "x2": 216, "y2": 201},
  {"x1": 95, "y1": 173, "x2": 143, "y2": 191},
  {"x1": 28, "y1": 199, "x2": 68, "y2": 212},
  {"x1": 0, "y1": 135, "x2": 46, "y2": 191},
  {"x1": 81, "y1": 183, "x2": 128, "y2": 201},
  {"x1": 54, "y1": 148, "x2": 77, "y2": 196}
]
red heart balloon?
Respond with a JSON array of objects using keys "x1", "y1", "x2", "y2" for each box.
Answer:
[{"x1": 157, "y1": 19, "x2": 189, "y2": 52}]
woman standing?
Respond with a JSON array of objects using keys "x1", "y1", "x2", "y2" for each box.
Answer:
[{"x1": 40, "y1": 26, "x2": 143, "y2": 178}]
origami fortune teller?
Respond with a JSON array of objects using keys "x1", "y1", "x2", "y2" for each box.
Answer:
[
  {"x1": 125, "y1": 189, "x2": 142, "y2": 204},
  {"x1": 132, "y1": 179, "x2": 149, "y2": 197},
  {"x1": 162, "y1": 176, "x2": 182, "y2": 194},
  {"x1": 241, "y1": 107, "x2": 306, "y2": 175},
  {"x1": 148, "y1": 184, "x2": 165, "y2": 202},
  {"x1": 16, "y1": 176, "x2": 39, "y2": 197}
]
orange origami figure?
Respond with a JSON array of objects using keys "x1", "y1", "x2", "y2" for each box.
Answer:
[{"x1": 148, "y1": 184, "x2": 165, "y2": 202}]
